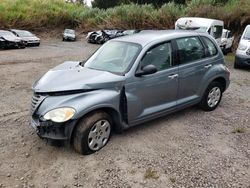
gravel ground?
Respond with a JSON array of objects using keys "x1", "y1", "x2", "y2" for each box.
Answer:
[{"x1": 0, "y1": 39, "x2": 249, "y2": 188}]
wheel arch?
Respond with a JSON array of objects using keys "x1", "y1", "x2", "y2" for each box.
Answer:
[
  {"x1": 210, "y1": 76, "x2": 227, "y2": 92},
  {"x1": 69, "y1": 107, "x2": 123, "y2": 143}
]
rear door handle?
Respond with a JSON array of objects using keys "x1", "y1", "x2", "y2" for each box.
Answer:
[
  {"x1": 168, "y1": 74, "x2": 178, "y2": 79},
  {"x1": 204, "y1": 64, "x2": 212, "y2": 69}
]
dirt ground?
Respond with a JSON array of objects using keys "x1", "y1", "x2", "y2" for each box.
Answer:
[{"x1": 0, "y1": 38, "x2": 249, "y2": 188}]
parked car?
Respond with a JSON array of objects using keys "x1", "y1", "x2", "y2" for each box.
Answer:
[
  {"x1": 0, "y1": 30, "x2": 26, "y2": 49},
  {"x1": 10, "y1": 29, "x2": 40, "y2": 46},
  {"x1": 175, "y1": 17, "x2": 224, "y2": 47},
  {"x1": 220, "y1": 29, "x2": 234, "y2": 55},
  {"x1": 31, "y1": 30, "x2": 230, "y2": 155},
  {"x1": 63, "y1": 29, "x2": 76, "y2": 41},
  {"x1": 86, "y1": 29, "x2": 140, "y2": 44},
  {"x1": 234, "y1": 25, "x2": 250, "y2": 68}
]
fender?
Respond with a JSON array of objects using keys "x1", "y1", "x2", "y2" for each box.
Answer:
[{"x1": 198, "y1": 63, "x2": 230, "y2": 98}]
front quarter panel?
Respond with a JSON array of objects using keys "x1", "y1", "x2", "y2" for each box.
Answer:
[{"x1": 36, "y1": 89, "x2": 121, "y2": 120}]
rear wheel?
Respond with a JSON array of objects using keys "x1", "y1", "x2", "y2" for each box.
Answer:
[
  {"x1": 73, "y1": 111, "x2": 112, "y2": 155},
  {"x1": 199, "y1": 82, "x2": 223, "y2": 111}
]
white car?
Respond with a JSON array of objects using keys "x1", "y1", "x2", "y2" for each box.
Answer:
[
  {"x1": 10, "y1": 29, "x2": 40, "y2": 46},
  {"x1": 234, "y1": 25, "x2": 250, "y2": 68},
  {"x1": 63, "y1": 29, "x2": 76, "y2": 41},
  {"x1": 220, "y1": 29, "x2": 234, "y2": 54}
]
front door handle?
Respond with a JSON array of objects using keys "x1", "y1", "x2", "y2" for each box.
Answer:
[
  {"x1": 168, "y1": 74, "x2": 178, "y2": 79},
  {"x1": 204, "y1": 64, "x2": 212, "y2": 69}
]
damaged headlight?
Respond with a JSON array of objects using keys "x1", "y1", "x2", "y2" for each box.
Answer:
[{"x1": 43, "y1": 107, "x2": 75, "y2": 123}]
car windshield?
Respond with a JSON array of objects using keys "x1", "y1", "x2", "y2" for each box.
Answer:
[
  {"x1": 0, "y1": 31, "x2": 16, "y2": 37},
  {"x1": 243, "y1": 27, "x2": 250, "y2": 40},
  {"x1": 65, "y1": 29, "x2": 75, "y2": 34},
  {"x1": 84, "y1": 41, "x2": 141, "y2": 74},
  {"x1": 16, "y1": 31, "x2": 34, "y2": 37}
]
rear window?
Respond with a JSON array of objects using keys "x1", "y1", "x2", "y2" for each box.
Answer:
[
  {"x1": 176, "y1": 36, "x2": 205, "y2": 64},
  {"x1": 201, "y1": 36, "x2": 218, "y2": 57}
]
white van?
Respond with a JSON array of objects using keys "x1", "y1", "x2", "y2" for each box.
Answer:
[
  {"x1": 221, "y1": 29, "x2": 234, "y2": 54},
  {"x1": 175, "y1": 17, "x2": 224, "y2": 46},
  {"x1": 234, "y1": 25, "x2": 250, "y2": 68}
]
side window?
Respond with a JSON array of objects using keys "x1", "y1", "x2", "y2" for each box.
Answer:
[
  {"x1": 213, "y1": 25, "x2": 223, "y2": 39},
  {"x1": 201, "y1": 36, "x2": 218, "y2": 57},
  {"x1": 140, "y1": 42, "x2": 172, "y2": 71},
  {"x1": 176, "y1": 37, "x2": 205, "y2": 64}
]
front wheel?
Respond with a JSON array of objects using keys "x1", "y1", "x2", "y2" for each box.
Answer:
[
  {"x1": 73, "y1": 111, "x2": 112, "y2": 155},
  {"x1": 199, "y1": 82, "x2": 223, "y2": 111}
]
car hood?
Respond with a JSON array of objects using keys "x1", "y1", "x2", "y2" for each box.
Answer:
[
  {"x1": 240, "y1": 39, "x2": 250, "y2": 47},
  {"x1": 2, "y1": 35, "x2": 22, "y2": 42},
  {"x1": 32, "y1": 61, "x2": 125, "y2": 93},
  {"x1": 21, "y1": 36, "x2": 40, "y2": 41}
]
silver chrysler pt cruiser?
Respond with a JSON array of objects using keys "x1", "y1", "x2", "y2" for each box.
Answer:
[{"x1": 31, "y1": 30, "x2": 230, "y2": 155}]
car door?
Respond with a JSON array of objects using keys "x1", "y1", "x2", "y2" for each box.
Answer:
[
  {"x1": 175, "y1": 36, "x2": 218, "y2": 105},
  {"x1": 226, "y1": 31, "x2": 234, "y2": 49},
  {"x1": 126, "y1": 41, "x2": 179, "y2": 124}
]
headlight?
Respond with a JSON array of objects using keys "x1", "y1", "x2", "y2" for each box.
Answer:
[
  {"x1": 238, "y1": 43, "x2": 247, "y2": 51},
  {"x1": 43, "y1": 107, "x2": 75, "y2": 123}
]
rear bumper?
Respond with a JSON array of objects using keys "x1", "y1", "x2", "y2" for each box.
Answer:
[
  {"x1": 63, "y1": 36, "x2": 76, "y2": 41},
  {"x1": 31, "y1": 116, "x2": 77, "y2": 140},
  {"x1": 235, "y1": 54, "x2": 250, "y2": 67}
]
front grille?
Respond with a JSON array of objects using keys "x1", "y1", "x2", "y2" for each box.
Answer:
[
  {"x1": 246, "y1": 48, "x2": 250, "y2": 56},
  {"x1": 31, "y1": 93, "x2": 46, "y2": 114}
]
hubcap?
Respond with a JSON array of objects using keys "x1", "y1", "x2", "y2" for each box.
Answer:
[
  {"x1": 207, "y1": 87, "x2": 221, "y2": 108},
  {"x1": 88, "y1": 120, "x2": 111, "y2": 151}
]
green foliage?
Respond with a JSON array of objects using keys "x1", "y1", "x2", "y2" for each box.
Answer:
[{"x1": 0, "y1": 0, "x2": 249, "y2": 35}]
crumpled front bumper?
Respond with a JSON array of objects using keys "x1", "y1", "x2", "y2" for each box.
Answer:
[{"x1": 31, "y1": 115, "x2": 77, "y2": 140}]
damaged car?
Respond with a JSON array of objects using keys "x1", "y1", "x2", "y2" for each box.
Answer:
[
  {"x1": 10, "y1": 29, "x2": 40, "y2": 46},
  {"x1": 0, "y1": 30, "x2": 26, "y2": 49},
  {"x1": 63, "y1": 29, "x2": 76, "y2": 41},
  {"x1": 86, "y1": 29, "x2": 140, "y2": 44},
  {"x1": 31, "y1": 30, "x2": 230, "y2": 155}
]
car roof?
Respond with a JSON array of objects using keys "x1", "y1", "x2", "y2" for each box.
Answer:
[
  {"x1": 0, "y1": 30, "x2": 11, "y2": 33},
  {"x1": 176, "y1": 17, "x2": 224, "y2": 26},
  {"x1": 112, "y1": 30, "x2": 206, "y2": 47},
  {"x1": 10, "y1": 29, "x2": 27, "y2": 32}
]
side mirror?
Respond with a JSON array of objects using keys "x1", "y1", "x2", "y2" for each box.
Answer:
[{"x1": 135, "y1": 64, "x2": 157, "y2": 77}]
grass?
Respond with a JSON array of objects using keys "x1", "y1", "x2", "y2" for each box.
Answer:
[
  {"x1": 232, "y1": 127, "x2": 246, "y2": 134},
  {"x1": 169, "y1": 176, "x2": 176, "y2": 183},
  {"x1": 144, "y1": 168, "x2": 159, "y2": 180},
  {"x1": 0, "y1": 0, "x2": 249, "y2": 34},
  {"x1": 224, "y1": 53, "x2": 235, "y2": 64}
]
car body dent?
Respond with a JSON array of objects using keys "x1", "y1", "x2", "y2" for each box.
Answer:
[
  {"x1": 31, "y1": 30, "x2": 230, "y2": 141},
  {"x1": 33, "y1": 61, "x2": 125, "y2": 92}
]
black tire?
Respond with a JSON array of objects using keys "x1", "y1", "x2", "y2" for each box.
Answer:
[
  {"x1": 199, "y1": 82, "x2": 223, "y2": 111},
  {"x1": 73, "y1": 111, "x2": 112, "y2": 155}
]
